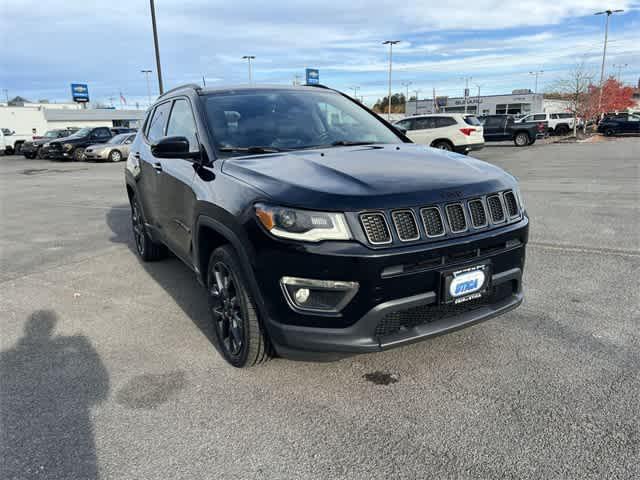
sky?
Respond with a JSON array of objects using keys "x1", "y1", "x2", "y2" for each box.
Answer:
[{"x1": 1, "y1": 0, "x2": 639, "y2": 108}]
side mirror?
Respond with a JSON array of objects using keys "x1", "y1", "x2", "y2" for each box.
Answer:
[{"x1": 151, "y1": 136, "x2": 198, "y2": 159}]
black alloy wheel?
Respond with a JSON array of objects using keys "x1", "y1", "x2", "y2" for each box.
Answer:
[
  {"x1": 130, "y1": 196, "x2": 166, "y2": 261},
  {"x1": 207, "y1": 246, "x2": 271, "y2": 368},
  {"x1": 210, "y1": 261, "x2": 244, "y2": 358}
]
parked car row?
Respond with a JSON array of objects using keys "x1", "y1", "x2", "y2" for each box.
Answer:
[
  {"x1": 18, "y1": 126, "x2": 137, "y2": 162},
  {"x1": 393, "y1": 113, "x2": 546, "y2": 150}
]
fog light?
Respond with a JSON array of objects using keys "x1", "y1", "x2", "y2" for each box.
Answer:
[
  {"x1": 280, "y1": 277, "x2": 359, "y2": 314},
  {"x1": 294, "y1": 288, "x2": 310, "y2": 304}
]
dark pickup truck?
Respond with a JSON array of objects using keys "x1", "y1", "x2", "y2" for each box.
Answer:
[
  {"x1": 47, "y1": 126, "x2": 113, "y2": 161},
  {"x1": 480, "y1": 115, "x2": 545, "y2": 146},
  {"x1": 21, "y1": 128, "x2": 79, "y2": 159}
]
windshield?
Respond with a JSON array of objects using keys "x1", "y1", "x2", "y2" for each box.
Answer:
[
  {"x1": 203, "y1": 89, "x2": 401, "y2": 156},
  {"x1": 44, "y1": 130, "x2": 61, "y2": 138},
  {"x1": 68, "y1": 127, "x2": 91, "y2": 138},
  {"x1": 108, "y1": 133, "x2": 128, "y2": 144}
]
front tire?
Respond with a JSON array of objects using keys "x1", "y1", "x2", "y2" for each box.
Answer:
[
  {"x1": 108, "y1": 150, "x2": 123, "y2": 162},
  {"x1": 514, "y1": 132, "x2": 530, "y2": 147},
  {"x1": 131, "y1": 195, "x2": 166, "y2": 261},
  {"x1": 605, "y1": 128, "x2": 615, "y2": 137},
  {"x1": 207, "y1": 246, "x2": 271, "y2": 368},
  {"x1": 72, "y1": 147, "x2": 85, "y2": 161}
]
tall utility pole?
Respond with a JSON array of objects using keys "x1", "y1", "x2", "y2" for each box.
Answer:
[
  {"x1": 350, "y1": 86, "x2": 360, "y2": 99},
  {"x1": 242, "y1": 56, "x2": 255, "y2": 84},
  {"x1": 462, "y1": 77, "x2": 472, "y2": 114},
  {"x1": 140, "y1": 70, "x2": 152, "y2": 107},
  {"x1": 613, "y1": 63, "x2": 628, "y2": 82},
  {"x1": 474, "y1": 83, "x2": 482, "y2": 115},
  {"x1": 413, "y1": 90, "x2": 421, "y2": 114},
  {"x1": 149, "y1": 0, "x2": 164, "y2": 94},
  {"x1": 529, "y1": 70, "x2": 544, "y2": 94},
  {"x1": 595, "y1": 9, "x2": 624, "y2": 112},
  {"x1": 2, "y1": 88, "x2": 8, "y2": 104},
  {"x1": 383, "y1": 40, "x2": 400, "y2": 121},
  {"x1": 401, "y1": 81, "x2": 412, "y2": 113}
]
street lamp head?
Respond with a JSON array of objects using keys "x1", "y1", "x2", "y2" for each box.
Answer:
[
  {"x1": 242, "y1": 55, "x2": 255, "y2": 60},
  {"x1": 382, "y1": 40, "x2": 400, "y2": 45}
]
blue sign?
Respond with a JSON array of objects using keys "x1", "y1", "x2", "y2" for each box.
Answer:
[
  {"x1": 71, "y1": 83, "x2": 89, "y2": 103},
  {"x1": 305, "y1": 68, "x2": 320, "y2": 85}
]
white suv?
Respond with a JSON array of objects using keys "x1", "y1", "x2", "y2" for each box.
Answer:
[
  {"x1": 394, "y1": 114, "x2": 484, "y2": 154},
  {"x1": 516, "y1": 112, "x2": 575, "y2": 136}
]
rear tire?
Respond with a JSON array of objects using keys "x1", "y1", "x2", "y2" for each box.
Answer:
[
  {"x1": 131, "y1": 195, "x2": 167, "y2": 261},
  {"x1": 514, "y1": 132, "x2": 530, "y2": 147},
  {"x1": 555, "y1": 125, "x2": 569, "y2": 136},
  {"x1": 432, "y1": 140, "x2": 453, "y2": 151},
  {"x1": 207, "y1": 245, "x2": 271, "y2": 368}
]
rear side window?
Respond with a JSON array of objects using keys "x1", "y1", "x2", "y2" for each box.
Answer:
[
  {"x1": 413, "y1": 117, "x2": 436, "y2": 130},
  {"x1": 146, "y1": 101, "x2": 172, "y2": 143},
  {"x1": 484, "y1": 117, "x2": 504, "y2": 128},
  {"x1": 533, "y1": 114, "x2": 546, "y2": 121},
  {"x1": 463, "y1": 116, "x2": 481, "y2": 126},
  {"x1": 166, "y1": 99, "x2": 199, "y2": 152},
  {"x1": 94, "y1": 128, "x2": 111, "y2": 138},
  {"x1": 435, "y1": 117, "x2": 456, "y2": 128}
]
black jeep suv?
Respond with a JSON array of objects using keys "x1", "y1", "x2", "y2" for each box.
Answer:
[
  {"x1": 125, "y1": 84, "x2": 528, "y2": 368},
  {"x1": 48, "y1": 126, "x2": 113, "y2": 161}
]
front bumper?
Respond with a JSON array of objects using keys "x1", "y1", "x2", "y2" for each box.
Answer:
[
  {"x1": 252, "y1": 216, "x2": 528, "y2": 359},
  {"x1": 453, "y1": 142, "x2": 484, "y2": 154},
  {"x1": 84, "y1": 150, "x2": 108, "y2": 161}
]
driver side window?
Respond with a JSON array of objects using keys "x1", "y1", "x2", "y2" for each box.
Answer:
[{"x1": 166, "y1": 99, "x2": 199, "y2": 152}]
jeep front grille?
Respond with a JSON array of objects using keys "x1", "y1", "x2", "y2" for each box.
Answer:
[
  {"x1": 468, "y1": 199, "x2": 487, "y2": 228},
  {"x1": 391, "y1": 210, "x2": 420, "y2": 242},
  {"x1": 445, "y1": 204, "x2": 467, "y2": 233},
  {"x1": 503, "y1": 191, "x2": 519, "y2": 218},
  {"x1": 360, "y1": 213, "x2": 391, "y2": 244},
  {"x1": 487, "y1": 195, "x2": 505, "y2": 223},
  {"x1": 420, "y1": 207, "x2": 445, "y2": 237},
  {"x1": 359, "y1": 190, "x2": 521, "y2": 246}
]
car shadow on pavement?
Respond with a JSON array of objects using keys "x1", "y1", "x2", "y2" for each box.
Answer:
[
  {"x1": 0, "y1": 310, "x2": 109, "y2": 480},
  {"x1": 105, "y1": 206, "x2": 217, "y2": 348}
]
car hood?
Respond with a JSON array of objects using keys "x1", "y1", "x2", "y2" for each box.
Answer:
[
  {"x1": 50, "y1": 135, "x2": 86, "y2": 145},
  {"x1": 221, "y1": 144, "x2": 515, "y2": 210}
]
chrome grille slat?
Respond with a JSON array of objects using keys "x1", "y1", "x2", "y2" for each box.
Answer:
[
  {"x1": 391, "y1": 210, "x2": 420, "y2": 242},
  {"x1": 468, "y1": 199, "x2": 488, "y2": 228},
  {"x1": 487, "y1": 195, "x2": 505, "y2": 223},
  {"x1": 503, "y1": 191, "x2": 519, "y2": 218},
  {"x1": 445, "y1": 203, "x2": 467, "y2": 233},
  {"x1": 360, "y1": 212, "x2": 392, "y2": 245},
  {"x1": 420, "y1": 207, "x2": 445, "y2": 237}
]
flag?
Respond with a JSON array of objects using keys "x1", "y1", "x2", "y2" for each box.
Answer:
[{"x1": 119, "y1": 92, "x2": 127, "y2": 106}]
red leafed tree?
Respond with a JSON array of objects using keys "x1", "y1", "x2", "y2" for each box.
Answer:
[{"x1": 599, "y1": 77, "x2": 635, "y2": 113}]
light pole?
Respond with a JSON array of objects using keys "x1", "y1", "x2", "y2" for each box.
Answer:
[
  {"x1": 529, "y1": 70, "x2": 544, "y2": 94},
  {"x1": 613, "y1": 63, "x2": 628, "y2": 82},
  {"x1": 413, "y1": 90, "x2": 421, "y2": 114},
  {"x1": 350, "y1": 86, "x2": 360, "y2": 100},
  {"x1": 595, "y1": 9, "x2": 624, "y2": 112},
  {"x1": 242, "y1": 56, "x2": 255, "y2": 84},
  {"x1": 140, "y1": 70, "x2": 152, "y2": 107},
  {"x1": 461, "y1": 77, "x2": 472, "y2": 114},
  {"x1": 149, "y1": 0, "x2": 164, "y2": 94},
  {"x1": 401, "y1": 81, "x2": 412, "y2": 113},
  {"x1": 2, "y1": 88, "x2": 8, "y2": 104},
  {"x1": 383, "y1": 40, "x2": 400, "y2": 120},
  {"x1": 474, "y1": 83, "x2": 482, "y2": 115}
]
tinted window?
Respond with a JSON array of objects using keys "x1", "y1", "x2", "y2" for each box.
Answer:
[
  {"x1": 464, "y1": 116, "x2": 481, "y2": 126},
  {"x1": 93, "y1": 128, "x2": 111, "y2": 138},
  {"x1": 413, "y1": 117, "x2": 436, "y2": 130},
  {"x1": 484, "y1": 117, "x2": 504, "y2": 128},
  {"x1": 166, "y1": 99, "x2": 199, "y2": 152},
  {"x1": 533, "y1": 114, "x2": 546, "y2": 121},
  {"x1": 435, "y1": 117, "x2": 456, "y2": 128},
  {"x1": 146, "y1": 102, "x2": 172, "y2": 143},
  {"x1": 394, "y1": 119, "x2": 413, "y2": 130},
  {"x1": 204, "y1": 89, "x2": 400, "y2": 155}
]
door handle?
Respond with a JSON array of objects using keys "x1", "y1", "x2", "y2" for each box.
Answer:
[
  {"x1": 133, "y1": 152, "x2": 141, "y2": 159},
  {"x1": 152, "y1": 162, "x2": 163, "y2": 172}
]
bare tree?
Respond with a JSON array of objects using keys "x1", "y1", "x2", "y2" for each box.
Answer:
[{"x1": 550, "y1": 63, "x2": 595, "y2": 136}]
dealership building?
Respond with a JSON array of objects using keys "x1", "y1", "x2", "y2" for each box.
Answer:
[{"x1": 405, "y1": 90, "x2": 571, "y2": 116}]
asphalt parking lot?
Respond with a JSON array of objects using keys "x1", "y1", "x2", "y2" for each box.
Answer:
[{"x1": 1, "y1": 138, "x2": 639, "y2": 479}]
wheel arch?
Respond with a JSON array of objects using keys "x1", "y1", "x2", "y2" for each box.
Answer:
[{"x1": 430, "y1": 138, "x2": 454, "y2": 149}]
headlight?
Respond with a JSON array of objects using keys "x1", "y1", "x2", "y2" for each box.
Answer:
[
  {"x1": 63, "y1": 143, "x2": 74, "y2": 152},
  {"x1": 255, "y1": 203, "x2": 352, "y2": 242}
]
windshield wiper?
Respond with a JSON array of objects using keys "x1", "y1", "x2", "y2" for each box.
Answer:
[
  {"x1": 330, "y1": 140, "x2": 376, "y2": 146},
  {"x1": 218, "y1": 146, "x2": 290, "y2": 154}
]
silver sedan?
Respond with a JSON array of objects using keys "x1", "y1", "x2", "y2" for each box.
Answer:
[{"x1": 84, "y1": 133, "x2": 136, "y2": 162}]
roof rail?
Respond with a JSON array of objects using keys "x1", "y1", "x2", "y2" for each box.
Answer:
[
  {"x1": 157, "y1": 83, "x2": 202, "y2": 100},
  {"x1": 304, "y1": 83, "x2": 331, "y2": 89}
]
